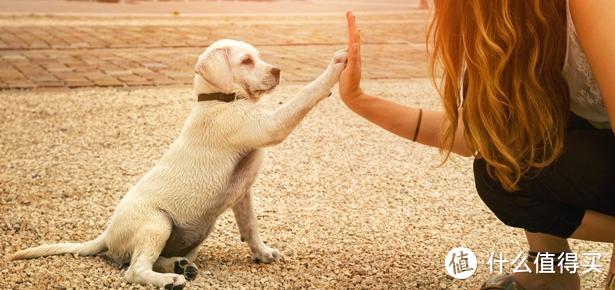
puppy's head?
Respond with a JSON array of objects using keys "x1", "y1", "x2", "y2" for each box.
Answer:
[{"x1": 194, "y1": 39, "x2": 281, "y2": 101}]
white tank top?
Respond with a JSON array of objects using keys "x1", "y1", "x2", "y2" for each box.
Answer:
[{"x1": 561, "y1": 0, "x2": 611, "y2": 129}]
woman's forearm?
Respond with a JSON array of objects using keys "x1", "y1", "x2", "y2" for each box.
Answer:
[
  {"x1": 343, "y1": 92, "x2": 426, "y2": 141},
  {"x1": 344, "y1": 92, "x2": 474, "y2": 157},
  {"x1": 339, "y1": 12, "x2": 473, "y2": 157}
]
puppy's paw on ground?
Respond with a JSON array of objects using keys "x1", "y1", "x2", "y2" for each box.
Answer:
[
  {"x1": 164, "y1": 281, "x2": 185, "y2": 290},
  {"x1": 252, "y1": 246, "x2": 283, "y2": 263},
  {"x1": 161, "y1": 273, "x2": 187, "y2": 290},
  {"x1": 173, "y1": 258, "x2": 199, "y2": 281}
]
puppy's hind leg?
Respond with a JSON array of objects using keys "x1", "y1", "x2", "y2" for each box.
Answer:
[
  {"x1": 123, "y1": 215, "x2": 186, "y2": 289},
  {"x1": 232, "y1": 191, "x2": 282, "y2": 263}
]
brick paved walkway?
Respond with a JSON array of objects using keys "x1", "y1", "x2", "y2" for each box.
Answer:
[{"x1": 0, "y1": 13, "x2": 432, "y2": 89}]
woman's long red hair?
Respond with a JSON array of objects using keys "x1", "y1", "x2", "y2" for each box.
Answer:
[{"x1": 427, "y1": 0, "x2": 570, "y2": 191}]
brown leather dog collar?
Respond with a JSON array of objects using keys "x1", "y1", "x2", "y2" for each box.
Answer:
[{"x1": 197, "y1": 92, "x2": 237, "y2": 102}]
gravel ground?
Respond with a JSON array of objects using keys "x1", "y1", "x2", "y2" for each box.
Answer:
[{"x1": 0, "y1": 81, "x2": 611, "y2": 289}]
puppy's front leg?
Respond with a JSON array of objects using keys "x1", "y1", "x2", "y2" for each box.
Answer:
[
  {"x1": 232, "y1": 191, "x2": 282, "y2": 263},
  {"x1": 229, "y1": 49, "x2": 347, "y2": 148},
  {"x1": 293, "y1": 48, "x2": 349, "y2": 103},
  {"x1": 269, "y1": 49, "x2": 348, "y2": 139}
]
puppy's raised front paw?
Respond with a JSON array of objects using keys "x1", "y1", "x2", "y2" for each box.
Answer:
[
  {"x1": 330, "y1": 49, "x2": 349, "y2": 75},
  {"x1": 304, "y1": 49, "x2": 349, "y2": 99},
  {"x1": 252, "y1": 245, "x2": 283, "y2": 263},
  {"x1": 333, "y1": 48, "x2": 348, "y2": 64}
]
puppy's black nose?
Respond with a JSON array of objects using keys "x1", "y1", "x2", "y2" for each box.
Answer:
[{"x1": 271, "y1": 67, "x2": 281, "y2": 79}]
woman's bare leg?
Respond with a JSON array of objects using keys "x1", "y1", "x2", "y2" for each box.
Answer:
[
  {"x1": 512, "y1": 211, "x2": 615, "y2": 290},
  {"x1": 569, "y1": 210, "x2": 615, "y2": 242},
  {"x1": 511, "y1": 232, "x2": 580, "y2": 290},
  {"x1": 570, "y1": 210, "x2": 615, "y2": 290}
]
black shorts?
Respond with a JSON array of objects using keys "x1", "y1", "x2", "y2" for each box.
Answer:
[{"x1": 473, "y1": 112, "x2": 615, "y2": 238}]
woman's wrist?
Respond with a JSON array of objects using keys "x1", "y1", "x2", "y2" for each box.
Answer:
[{"x1": 341, "y1": 89, "x2": 367, "y2": 109}]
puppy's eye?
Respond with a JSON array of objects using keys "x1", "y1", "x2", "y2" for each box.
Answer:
[{"x1": 241, "y1": 58, "x2": 253, "y2": 65}]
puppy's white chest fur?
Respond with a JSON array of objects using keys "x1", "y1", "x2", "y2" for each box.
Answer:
[
  {"x1": 160, "y1": 147, "x2": 264, "y2": 258},
  {"x1": 120, "y1": 102, "x2": 266, "y2": 258}
]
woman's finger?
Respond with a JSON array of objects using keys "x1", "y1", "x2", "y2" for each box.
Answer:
[
  {"x1": 350, "y1": 43, "x2": 360, "y2": 66},
  {"x1": 346, "y1": 11, "x2": 354, "y2": 46},
  {"x1": 346, "y1": 43, "x2": 360, "y2": 77},
  {"x1": 350, "y1": 31, "x2": 361, "y2": 64},
  {"x1": 346, "y1": 11, "x2": 358, "y2": 47}
]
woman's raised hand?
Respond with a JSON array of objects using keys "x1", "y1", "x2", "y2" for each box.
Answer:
[{"x1": 339, "y1": 11, "x2": 364, "y2": 105}]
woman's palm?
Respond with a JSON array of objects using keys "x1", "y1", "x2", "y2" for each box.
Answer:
[{"x1": 339, "y1": 11, "x2": 363, "y2": 103}]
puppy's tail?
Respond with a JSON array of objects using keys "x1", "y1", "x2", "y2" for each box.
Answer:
[{"x1": 8, "y1": 233, "x2": 107, "y2": 261}]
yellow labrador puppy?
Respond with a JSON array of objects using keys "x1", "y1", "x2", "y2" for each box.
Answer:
[{"x1": 10, "y1": 39, "x2": 348, "y2": 289}]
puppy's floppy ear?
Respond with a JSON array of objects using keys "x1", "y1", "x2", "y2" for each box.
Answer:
[{"x1": 196, "y1": 47, "x2": 233, "y2": 92}]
